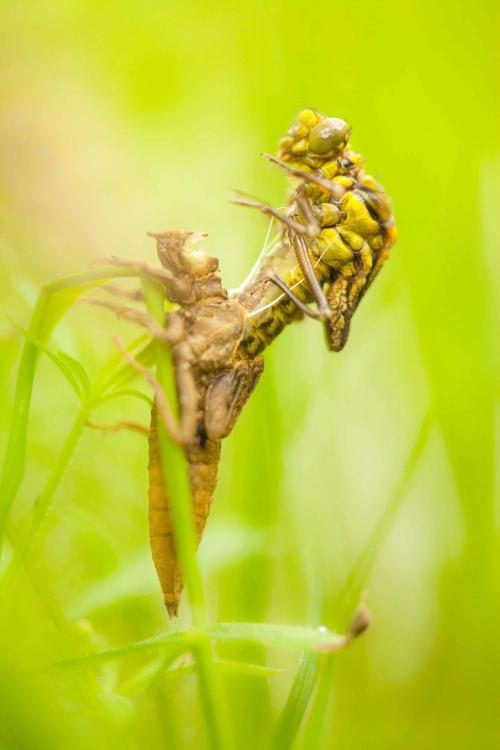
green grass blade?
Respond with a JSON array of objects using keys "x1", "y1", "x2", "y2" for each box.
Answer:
[
  {"x1": 269, "y1": 651, "x2": 320, "y2": 750},
  {"x1": 299, "y1": 658, "x2": 335, "y2": 750},
  {"x1": 0, "y1": 266, "x2": 146, "y2": 555},
  {"x1": 49, "y1": 631, "x2": 194, "y2": 672},
  {"x1": 3, "y1": 404, "x2": 90, "y2": 587},
  {"x1": 66, "y1": 550, "x2": 156, "y2": 619},
  {"x1": 49, "y1": 621, "x2": 349, "y2": 673},
  {"x1": 141, "y1": 275, "x2": 230, "y2": 750},
  {"x1": 55, "y1": 351, "x2": 91, "y2": 397},
  {"x1": 209, "y1": 622, "x2": 347, "y2": 653},
  {"x1": 8, "y1": 320, "x2": 87, "y2": 400},
  {"x1": 268, "y1": 594, "x2": 324, "y2": 750},
  {"x1": 0, "y1": 288, "x2": 50, "y2": 550},
  {"x1": 300, "y1": 411, "x2": 434, "y2": 750},
  {"x1": 215, "y1": 659, "x2": 285, "y2": 678},
  {"x1": 118, "y1": 653, "x2": 184, "y2": 695},
  {"x1": 335, "y1": 410, "x2": 433, "y2": 623},
  {"x1": 119, "y1": 655, "x2": 285, "y2": 697},
  {"x1": 93, "y1": 337, "x2": 155, "y2": 396}
]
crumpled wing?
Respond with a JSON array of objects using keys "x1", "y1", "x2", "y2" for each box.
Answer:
[
  {"x1": 325, "y1": 273, "x2": 367, "y2": 352},
  {"x1": 204, "y1": 357, "x2": 264, "y2": 441}
]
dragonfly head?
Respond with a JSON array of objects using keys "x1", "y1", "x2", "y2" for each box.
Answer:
[
  {"x1": 278, "y1": 110, "x2": 351, "y2": 166},
  {"x1": 308, "y1": 117, "x2": 351, "y2": 155}
]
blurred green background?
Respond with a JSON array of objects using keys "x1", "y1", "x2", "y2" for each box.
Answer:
[{"x1": 0, "y1": 1, "x2": 498, "y2": 748}]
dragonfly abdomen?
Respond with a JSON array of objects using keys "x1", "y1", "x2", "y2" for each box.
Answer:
[{"x1": 236, "y1": 254, "x2": 333, "y2": 357}]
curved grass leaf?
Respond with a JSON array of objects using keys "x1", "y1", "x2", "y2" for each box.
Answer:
[
  {"x1": 119, "y1": 656, "x2": 285, "y2": 697},
  {"x1": 56, "y1": 350, "x2": 91, "y2": 398},
  {"x1": 268, "y1": 594, "x2": 324, "y2": 750},
  {"x1": 268, "y1": 651, "x2": 320, "y2": 750},
  {"x1": 49, "y1": 630, "x2": 194, "y2": 672},
  {"x1": 49, "y1": 622, "x2": 348, "y2": 673},
  {"x1": 7, "y1": 320, "x2": 86, "y2": 401},
  {"x1": 209, "y1": 622, "x2": 346, "y2": 653},
  {"x1": 67, "y1": 551, "x2": 157, "y2": 620},
  {"x1": 95, "y1": 339, "x2": 156, "y2": 395},
  {"x1": 299, "y1": 658, "x2": 335, "y2": 750},
  {"x1": 0, "y1": 266, "x2": 146, "y2": 553}
]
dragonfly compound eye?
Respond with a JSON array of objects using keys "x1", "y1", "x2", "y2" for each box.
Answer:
[{"x1": 308, "y1": 118, "x2": 351, "y2": 155}]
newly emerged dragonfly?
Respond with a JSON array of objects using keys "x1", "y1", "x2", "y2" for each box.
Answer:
[
  {"x1": 90, "y1": 110, "x2": 396, "y2": 616},
  {"x1": 234, "y1": 109, "x2": 397, "y2": 355}
]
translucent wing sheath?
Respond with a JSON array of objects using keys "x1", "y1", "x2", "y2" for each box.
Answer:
[{"x1": 145, "y1": 110, "x2": 396, "y2": 615}]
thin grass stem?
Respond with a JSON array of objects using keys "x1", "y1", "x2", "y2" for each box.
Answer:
[
  {"x1": 3, "y1": 404, "x2": 90, "y2": 588},
  {"x1": 299, "y1": 658, "x2": 335, "y2": 750},
  {"x1": 141, "y1": 275, "x2": 230, "y2": 750},
  {"x1": 300, "y1": 410, "x2": 433, "y2": 750},
  {"x1": 269, "y1": 651, "x2": 321, "y2": 750},
  {"x1": 267, "y1": 591, "x2": 324, "y2": 749},
  {"x1": 335, "y1": 410, "x2": 434, "y2": 621},
  {"x1": 0, "y1": 266, "x2": 146, "y2": 556}
]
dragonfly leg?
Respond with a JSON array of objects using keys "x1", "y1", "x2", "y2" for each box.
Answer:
[
  {"x1": 115, "y1": 338, "x2": 198, "y2": 445},
  {"x1": 114, "y1": 338, "x2": 195, "y2": 446},
  {"x1": 262, "y1": 153, "x2": 344, "y2": 199},
  {"x1": 101, "y1": 282, "x2": 145, "y2": 302},
  {"x1": 90, "y1": 256, "x2": 175, "y2": 285},
  {"x1": 86, "y1": 419, "x2": 149, "y2": 436},
  {"x1": 234, "y1": 189, "x2": 330, "y2": 319},
  {"x1": 290, "y1": 233, "x2": 332, "y2": 320},
  {"x1": 92, "y1": 253, "x2": 205, "y2": 307},
  {"x1": 232, "y1": 194, "x2": 312, "y2": 237},
  {"x1": 233, "y1": 187, "x2": 332, "y2": 319},
  {"x1": 80, "y1": 297, "x2": 170, "y2": 343},
  {"x1": 295, "y1": 194, "x2": 320, "y2": 235},
  {"x1": 268, "y1": 273, "x2": 320, "y2": 320}
]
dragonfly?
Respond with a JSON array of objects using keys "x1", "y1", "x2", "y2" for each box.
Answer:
[
  {"x1": 234, "y1": 108, "x2": 397, "y2": 355},
  {"x1": 89, "y1": 110, "x2": 396, "y2": 616}
]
